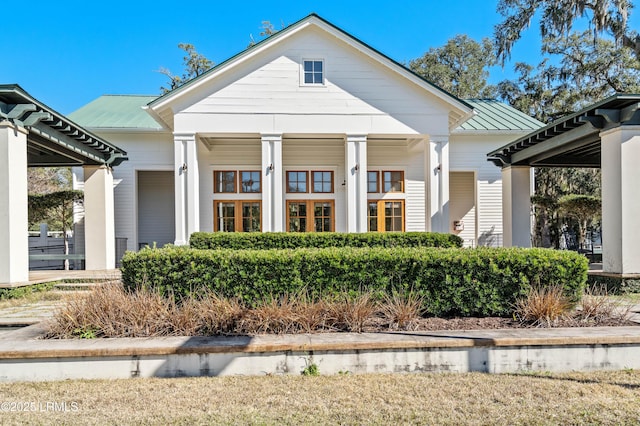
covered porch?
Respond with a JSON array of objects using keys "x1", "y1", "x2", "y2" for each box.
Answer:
[
  {"x1": 171, "y1": 132, "x2": 452, "y2": 242},
  {"x1": 488, "y1": 94, "x2": 640, "y2": 275},
  {"x1": 0, "y1": 85, "x2": 127, "y2": 286}
]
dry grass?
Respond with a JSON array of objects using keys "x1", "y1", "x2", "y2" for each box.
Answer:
[
  {"x1": 327, "y1": 292, "x2": 378, "y2": 332},
  {"x1": 514, "y1": 284, "x2": 573, "y2": 327},
  {"x1": 46, "y1": 285, "x2": 389, "y2": 338},
  {"x1": 0, "y1": 370, "x2": 639, "y2": 425},
  {"x1": 575, "y1": 284, "x2": 631, "y2": 324},
  {"x1": 379, "y1": 292, "x2": 425, "y2": 330},
  {"x1": 0, "y1": 290, "x2": 66, "y2": 310}
]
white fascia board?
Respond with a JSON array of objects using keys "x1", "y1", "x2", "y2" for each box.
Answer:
[
  {"x1": 87, "y1": 127, "x2": 168, "y2": 134},
  {"x1": 451, "y1": 128, "x2": 534, "y2": 136}
]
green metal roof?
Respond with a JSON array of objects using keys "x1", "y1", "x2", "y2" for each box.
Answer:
[
  {"x1": 458, "y1": 99, "x2": 544, "y2": 131},
  {"x1": 69, "y1": 95, "x2": 161, "y2": 130}
]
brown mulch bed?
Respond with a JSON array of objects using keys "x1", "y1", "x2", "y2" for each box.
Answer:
[{"x1": 359, "y1": 316, "x2": 638, "y2": 332}]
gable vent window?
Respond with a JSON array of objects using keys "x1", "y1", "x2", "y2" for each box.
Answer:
[{"x1": 303, "y1": 60, "x2": 324, "y2": 84}]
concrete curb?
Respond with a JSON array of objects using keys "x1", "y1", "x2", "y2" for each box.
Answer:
[
  {"x1": 0, "y1": 326, "x2": 639, "y2": 381},
  {"x1": 1, "y1": 327, "x2": 640, "y2": 359}
]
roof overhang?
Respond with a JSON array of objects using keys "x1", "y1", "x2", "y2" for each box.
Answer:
[
  {"x1": 487, "y1": 94, "x2": 640, "y2": 168},
  {"x1": 0, "y1": 85, "x2": 128, "y2": 167},
  {"x1": 146, "y1": 14, "x2": 474, "y2": 131}
]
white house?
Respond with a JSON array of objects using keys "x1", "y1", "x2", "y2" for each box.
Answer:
[{"x1": 68, "y1": 14, "x2": 542, "y2": 253}]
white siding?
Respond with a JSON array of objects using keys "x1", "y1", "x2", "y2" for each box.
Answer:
[
  {"x1": 173, "y1": 27, "x2": 451, "y2": 136},
  {"x1": 450, "y1": 172, "x2": 476, "y2": 247},
  {"x1": 449, "y1": 133, "x2": 528, "y2": 246},
  {"x1": 137, "y1": 171, "x2": 174, "y2": 248},
  {"x1": 74, "y1": 131, "x2": 174, "y2": 251}
]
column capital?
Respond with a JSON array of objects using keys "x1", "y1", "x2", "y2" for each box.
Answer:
[
  {"x1": 345, "y1": 134, "x2": 367, "y2": 143},
  {"x1": 173, "y1": 132, "x2": 197, "y2": 142},
  {"x1": 429, "y1": 134, "x2": 449, "y2": 144},
  {"x1": 0, "y1": 120, "x2": 29, "y2": 135},
  {"x1": 261, "y1": 133, "x2": 282, "y2": 142}
]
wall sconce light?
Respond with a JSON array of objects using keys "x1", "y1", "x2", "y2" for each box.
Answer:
[
  {"x1": 268, "y1": 163, "x2": 274, "y2": 171},
  {"x1": 341, "y1": 179, "x2": 346, "y2": 186},
  {"x1": 354, "y1": 164, "x2": 359, "y2": 171},
  {"x1": 181, "y1": 163, "x2": 188, "y2": 172},
  {"x1": 436, "y1": 164, "x2": 441, "y2": 172}
]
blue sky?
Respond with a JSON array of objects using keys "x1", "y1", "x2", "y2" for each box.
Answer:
[{"x1": 1, "y1": 0, "x2": 636, "y2": 114}]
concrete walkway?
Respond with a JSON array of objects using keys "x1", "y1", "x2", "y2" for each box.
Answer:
[{"x1": 1, "y1": 269, "x2": 121, "y2": 288}]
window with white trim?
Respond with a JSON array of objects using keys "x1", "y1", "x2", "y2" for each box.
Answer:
[{"x1": 303, "y1": 60, "x2": 324, "y2": 85}]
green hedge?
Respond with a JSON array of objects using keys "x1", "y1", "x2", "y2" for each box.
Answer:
[
  {"x1": 189, "y1": 232, "x2": 463, "y2": 250},
  {"x1": 121, "y1": 246, "x2": 588, "y2": 317}
]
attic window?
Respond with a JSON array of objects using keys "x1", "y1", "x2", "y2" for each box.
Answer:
[{"x1": 303, "y1": 60, "x2": 324, "y2": 85}]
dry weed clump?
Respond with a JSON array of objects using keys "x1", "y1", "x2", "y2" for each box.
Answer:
[
  {"x1": 514, "y1": 284, "x2": 572, "y2": 327},
  {"x1": 574, "y1": 284, "x2": 631, "y2": 324},
  {"x1": 46, "y1": 285, "x2": 391, "y2": 338},
  {"x1": 46, "y1": 282, "x2": 174, "y2": 338},
  {"x1": 328, "y1": 292, "x2": 378, "y2": 332},
  {"x1": 379, "y1": 292, "x2": 425, "y2": 330}
]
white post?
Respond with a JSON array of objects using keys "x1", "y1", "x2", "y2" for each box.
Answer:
[
  {"x1": 426, "y1": 136, "x2": 450, "y2": 233},
  {"x1": 174, "y1": 133, "x2": 199, "y2": 245},
  {"x1": 502, "y1": 165, "x2": 532, "y2": 248},
  {"x1": 601, "y1": 126, "x2": 640, "y2": 274},
  {"x1": 83, "y1": 165, "x2": 115, "y2": 270},
  {"x1": 345, "y1": 134, "x2": 368, "y2": 232},
  {"x1": 261, "y1": 134, "x2": 283, "y2": 232},
  {"x1": 0, "y1": 122, "x2": 29, "y2": 283}
]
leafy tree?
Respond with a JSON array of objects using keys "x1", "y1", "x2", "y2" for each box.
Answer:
[
  {"x1": 409, "y1": 35, "x2": 497, "y2": 99},
  {"x1": 494, "y1": 31, "x2": 640, "y2": 248},
  {"x1": 494, "y1": 0, "x2": 634, "y2": 64},
  {"x1": 558, "y1": 194, "x2": 601, "y2": 247},
  {"x1": 28, "y1": 167, "x2": 71, "y2": 196},
  {"x1": 158, "y1": 43, "x2": 214, "y2": 94},
  {"x1": 248, "y1": 20, "x2": 284, "y2": 47},
  {"x1": 29, "y1": 190, "x2": 84, "y2": 270},
  {"x1": 497, "y1": 32, "x2": 640, "y2": 123}
]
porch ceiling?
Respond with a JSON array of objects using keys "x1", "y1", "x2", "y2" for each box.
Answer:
[
  {"x1": 487, "y1": 94, "x2": 640, "y2": 168},
  {"x1": 0, "y1": 85, "x2": 128, "y2": 167}
]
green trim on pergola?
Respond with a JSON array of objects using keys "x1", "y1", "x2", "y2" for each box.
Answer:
[
  {"x1": 487, "y1": 94, "x2": 640, "y2": 168},
  {"x1": 0, "y1": 84, "x2": 128, "y2": 167}
]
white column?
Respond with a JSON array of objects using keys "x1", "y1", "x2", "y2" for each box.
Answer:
[
  {"x1": 83, "y1": 165, "x2": 115, "y2": 270},
  {"x1": 426, "y1": 136, "x2": 450, "y2": 233},
  {"x1": 174, "y1": 133, "x2": 199, "y2": 245},
  {"x1": 0, "y1": 123, "x2": 29, "y2": 283},
  {"x1": 601, "y1": 126, "x2": 640, "y2": 274},
  {"x1": 345, "y1": 135, "x2": 368, "y2": 233},
  {"x1": 502, "y1": 165, "x2": 532, "y2": 247},
  {"x1": 261, "y1": 134, "x2": 283, "y2": 232}
]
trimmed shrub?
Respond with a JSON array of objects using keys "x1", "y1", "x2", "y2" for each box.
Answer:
[
  {"x1": 189, "y1": 231, "x2": 463, "y2": 250},
  {"x1": 121, "y1": 246, "x2": 588, "y2": 317}
]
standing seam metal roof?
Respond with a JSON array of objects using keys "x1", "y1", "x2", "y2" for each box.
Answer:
[
  {"x1": 68, "y1": 95, "x2": 161, "y2": 129},
  {"x1": 459, "y1": 99, "x2": 544, "y2": 131},
  {"x1": 70, "y1": 96, "x2": 543, "y2": 132}
]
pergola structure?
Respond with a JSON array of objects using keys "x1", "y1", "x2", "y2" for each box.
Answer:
[
  {"x1": 488, "y1": 94, "x2": 640, "y2": 274},
  {"x1": 0, "y1": 85, "x2": 127, "y2": 285}
]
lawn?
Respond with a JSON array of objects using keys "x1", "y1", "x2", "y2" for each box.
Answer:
[{"x1": 0, "y1": 370, "x2": 638, "y2": 424}]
